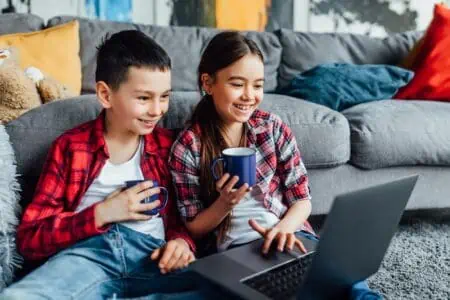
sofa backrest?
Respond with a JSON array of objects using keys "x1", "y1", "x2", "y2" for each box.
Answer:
[
  {"x1": 275, "y1": 29, "x2": 423, "y2": 89},
  {"x1": 0, "y1": 13, "x2": 44, "y2": 35},
  {"x1": 46, "y1": 16, "x2": 282, "y2": 94}
]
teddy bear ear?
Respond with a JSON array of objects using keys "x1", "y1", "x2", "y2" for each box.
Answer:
[
  {"x1": 24, "y1": 66, "x2": 44, "y2": 83},
  {"x1": 0, "y1": 47, "x2": 20, "y2": 67}
]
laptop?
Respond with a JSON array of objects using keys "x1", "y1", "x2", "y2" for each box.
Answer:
[{"x1": 189, "y1": 175, "x2": 419, "y2": 300}]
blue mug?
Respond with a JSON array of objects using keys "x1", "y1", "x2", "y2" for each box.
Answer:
[
  {"x1": 211, "y1": 147, "x2": 256, "y2": 189},
  {"x1": 124, "y1": 180, "x2": 168, "y2": 215}
]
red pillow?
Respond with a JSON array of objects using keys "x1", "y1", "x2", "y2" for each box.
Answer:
[{"x1": 395, "y1": 4, "x2": 450, "y2": 101}]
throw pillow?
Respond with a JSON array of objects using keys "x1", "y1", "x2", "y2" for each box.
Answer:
[
  {"x1": 278, "y1": 63, "x2": 413, "y2": 111},
  {"x1": 0, "y1": 20, "x2": 81, "y2": 95},
  {"x1": 395, "y1": 4, "x2": 450, "y2": 101},
  {"x1": 0, "y1": 125, "x2": 22, "y2": 290}
]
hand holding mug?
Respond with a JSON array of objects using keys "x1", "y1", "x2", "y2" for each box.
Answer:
[
  {"x1": 95, "y1": 180, "x2": 163, "y2": 227},
  {"x1": 124, "y1": 180, "x2": 168, "y2": 216},
  {"x1": 215, "y1": 173, "x2": 251, "y2": 210}
]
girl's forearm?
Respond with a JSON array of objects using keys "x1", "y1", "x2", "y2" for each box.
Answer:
[
  {"x1": 185, "y1": 199, "x2": 231, "y2": 239},
  {"x1": 276, "y1": 199, "x2": 312, "y2": 232}
]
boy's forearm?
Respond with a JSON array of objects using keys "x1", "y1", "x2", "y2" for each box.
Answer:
[
  {"x1": 276, "y1": 200, "x2": 312, "y2": 232},
  {"x1": 17, "y1": 204, "x2": 109, "y2": 261},
  {"x1": 186, "y1": 199, "x2": 231, "y2": 239}
]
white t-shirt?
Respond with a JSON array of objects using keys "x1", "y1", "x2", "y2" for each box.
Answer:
[
  {"x1": 217, "y1": 187, "x2": 280, "y2": 251},
  {"x1": 75, "y1": 138, "x2": 165, "y2": 240}
]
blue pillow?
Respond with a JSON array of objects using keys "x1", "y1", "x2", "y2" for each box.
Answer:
[{"x1": 278, "y1": 63, "x2": 414, "y2": 111}]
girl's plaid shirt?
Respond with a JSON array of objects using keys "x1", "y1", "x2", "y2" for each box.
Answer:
[{"x1": 169, "y1": 109, "x2": 313, "y2": 232}]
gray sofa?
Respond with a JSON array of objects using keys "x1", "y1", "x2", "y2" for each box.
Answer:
[{"x1": 4, "y1": 13, "x2": 450, "y2": 218}]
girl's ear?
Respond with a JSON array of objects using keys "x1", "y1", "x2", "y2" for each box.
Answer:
[
  {"x1": 96, "y1": 81, "x2": 113, "y2": 109},
  {"x1": 200, "y1": 73, "x2": 213, "y2": 95}
]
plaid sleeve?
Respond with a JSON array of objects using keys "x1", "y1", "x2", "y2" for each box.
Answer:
[
  {"x1": 169, "y1": 130, "x2": 204, "y2": 222},
  {"x1": 16, "y1": 139, "x2": 108, "y2": 261},
  {"x1": 164, "y1": 183, "x2": 196, "y2": 253},
  {"x1": 273, "y1": 117, "x2": 311, "y2": 207}
]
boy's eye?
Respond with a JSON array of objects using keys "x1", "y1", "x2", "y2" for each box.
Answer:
[
  {"x1": 254, "y1": 85, "x2": 263, "y2": 89},
  {"x1": 138, "y1": 96, "x2": 149, "y2": 101},
  {"x1": 230, "y1": 82, "x2": 244, "y2": 87}
]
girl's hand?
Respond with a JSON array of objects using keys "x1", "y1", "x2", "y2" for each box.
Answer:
[
  {"x1": 216, "y1": 173, "x2": 251, "y2": 210},
  {"x1": 150, "y1": 238, "x2": 196, "y2": 274},
  {"x1": 249, "y1": 219, "x2": 307, "y2": 255}
]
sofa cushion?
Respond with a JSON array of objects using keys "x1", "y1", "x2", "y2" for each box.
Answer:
[
  {"x1": 5, "y1": 95, "x2": 101, "y2": 178},
  {"x1": 260, "y1": 94, "x2": 350, "y2": 168},
  {"x1": 6, "y1": 91, "x2": 349, "y2": 196},
  {"x1": 0, "y1": 13, "x2": 44, "y2": 35},
  {"x1": 46, "y1": 16, "x2": 282, "y2": 94},
  {"x1": 343, "y1": 100, "x2": 450, "y2": 169},
  {"x1": 165, "y1": 92, "x2": 350, "y2": 168},
  {"x1": 276, "y1": 29, "x2": 422, "y2": 89}
]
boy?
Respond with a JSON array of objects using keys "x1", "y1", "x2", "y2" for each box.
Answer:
[{"x1": 1, "y1": 30, "x2": 200, "y2": 300}]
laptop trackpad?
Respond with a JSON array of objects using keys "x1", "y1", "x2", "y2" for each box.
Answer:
[{"x1": 223, "y1": 236, "x2": 318, "y2": 272}]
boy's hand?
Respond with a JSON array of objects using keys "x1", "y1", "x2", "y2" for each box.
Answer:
[
  {"x1": 216, "y1": 173, "x2": 251, "y2": 211},
  {"x1": 150, "y1": 238, "x2": 195, "y2": 274},
  {"x1": 95, "y1": 180, "x2": 162, "y2": 227},
  {"x1": 249, "y1": 219, "x2": 307, "y2": 255}
]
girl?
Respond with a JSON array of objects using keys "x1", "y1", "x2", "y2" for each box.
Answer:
[{"x1": 169, "y1": 31, "x2": 314, "y2": 255}]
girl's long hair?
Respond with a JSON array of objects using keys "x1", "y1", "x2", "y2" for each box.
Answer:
[{"x1": 190, "y1": 31, "x2": 264, "y2": 242}]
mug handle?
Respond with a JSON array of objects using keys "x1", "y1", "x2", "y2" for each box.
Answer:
[
  {"x1": 158, "y1": 187, "x2": 169, "y2": 210},
  {"x1": 211, "y1": 157, "x2": 226, "y2": 181}
]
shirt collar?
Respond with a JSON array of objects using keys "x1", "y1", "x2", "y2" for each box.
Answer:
[{"x1": 90, "y1": 110, "x2": 159, "y2": 157}]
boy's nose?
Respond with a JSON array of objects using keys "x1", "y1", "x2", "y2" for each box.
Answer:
[{"x1": 148, "y1": 100, "x2": 162, "y2": 114}]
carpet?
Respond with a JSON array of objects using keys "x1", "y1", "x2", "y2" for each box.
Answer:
[{"x1": 368, "y1": 220, "x2": 450, "y2": 300}]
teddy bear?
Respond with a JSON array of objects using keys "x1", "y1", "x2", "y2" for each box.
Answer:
[{"x1": 0, "y1": 47, "x2": 75, "y2": 124}]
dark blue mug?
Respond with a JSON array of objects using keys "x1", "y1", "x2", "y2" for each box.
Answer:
[
  {"x1": 124, "y1": 180, "x2": 168, "y2": 215},
  {"x1": 211, "y1": 147, "x2": 256, "y2": 189}
]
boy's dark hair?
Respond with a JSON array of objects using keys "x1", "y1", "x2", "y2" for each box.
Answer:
[{"x1": 95, "y1": 30, "x2": 171, "y2": 91}]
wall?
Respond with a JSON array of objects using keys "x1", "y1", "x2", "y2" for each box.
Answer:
[{"x1": 0, "y1": 0, "x2": 448, "y2": 36}]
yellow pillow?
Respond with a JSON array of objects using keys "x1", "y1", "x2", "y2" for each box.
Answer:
[{"x1": 0, "y1": 20, "x2": 81, "y2": 95}]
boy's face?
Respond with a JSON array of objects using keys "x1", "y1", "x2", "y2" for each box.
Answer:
[{"x1": 99, "y1": 66, "x2": 171, "y2": 136}]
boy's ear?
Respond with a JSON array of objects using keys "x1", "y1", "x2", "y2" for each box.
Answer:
[
  {"x1": 96, "y1": 81, "x2": 112, "y2": 108},
  {"x1": 200, "y1": 73, "x2": 213, "y2": 95}
]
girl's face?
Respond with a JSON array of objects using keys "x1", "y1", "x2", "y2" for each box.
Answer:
[{"x1": 203, "y1": 54, "x2": 264, "y2": 126}]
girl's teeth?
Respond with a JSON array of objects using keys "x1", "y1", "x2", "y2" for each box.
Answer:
[{"x1": 235, "y1": 105, "x2": 251, "y2": 110}]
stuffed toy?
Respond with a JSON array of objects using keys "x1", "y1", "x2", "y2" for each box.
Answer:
[{"x1": 0, "y1": 47, "x2": 75, "y2": 124}]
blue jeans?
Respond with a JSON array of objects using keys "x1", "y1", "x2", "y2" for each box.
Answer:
[{"x1": 0, "y1": 225, "x2": 216, "y2": 300}]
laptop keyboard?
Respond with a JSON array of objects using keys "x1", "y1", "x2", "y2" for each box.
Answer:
[{"x1": 242, "y1": 253, "x2": 314, "y2": 299}]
